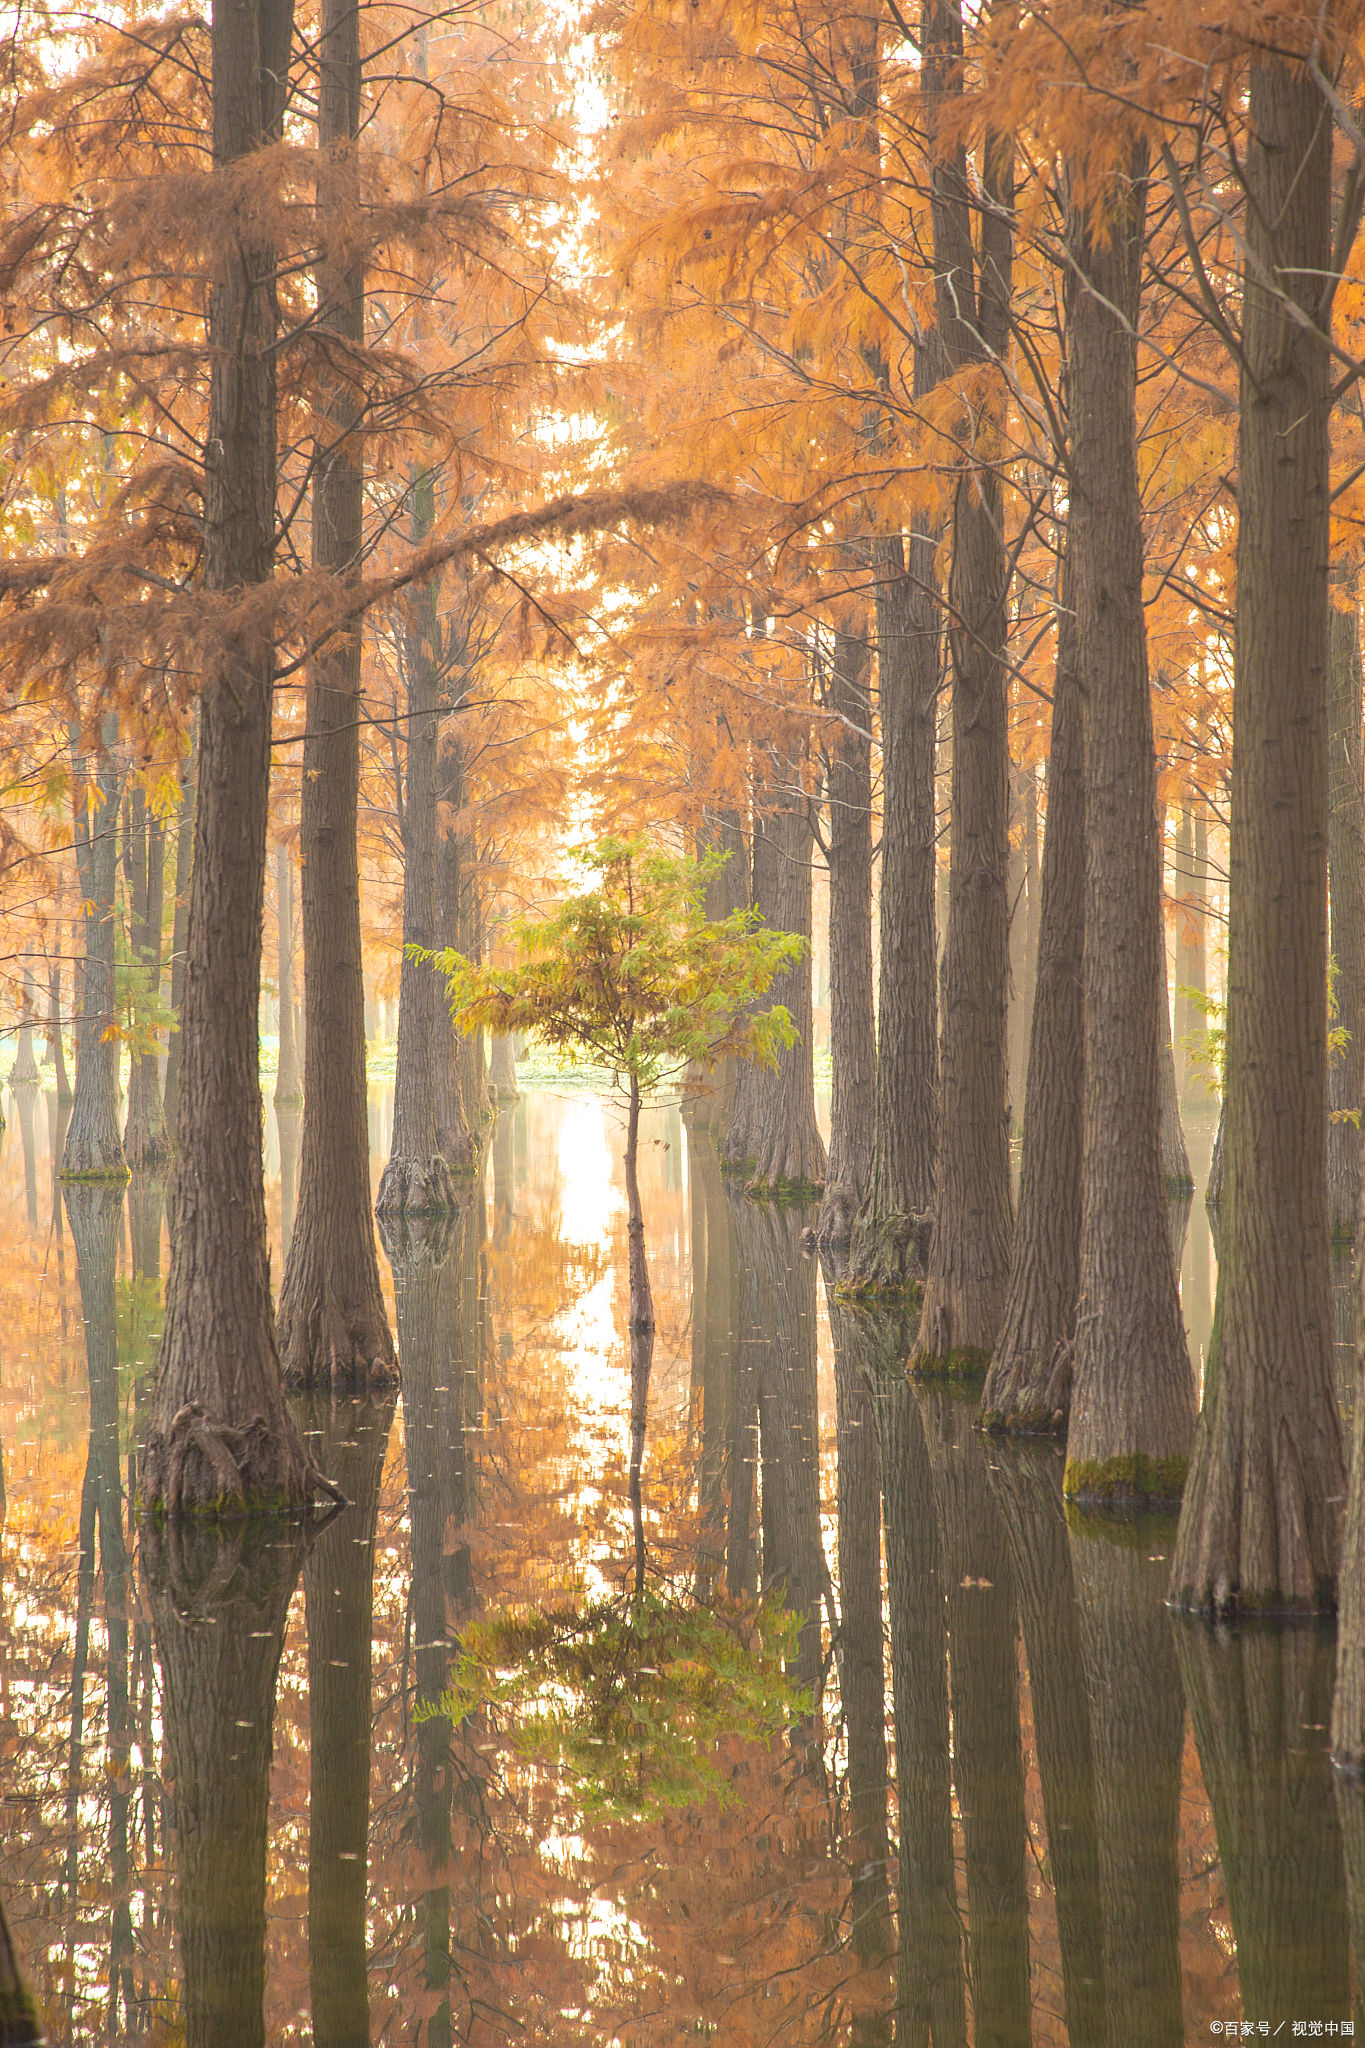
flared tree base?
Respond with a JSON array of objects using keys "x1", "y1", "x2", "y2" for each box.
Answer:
[
  {"x1": 375, "y1": 1152, "x2": 458, "y2": 1217},
  {"x1": 841, "y1": 1199, "x2": 932, "y2": 1298},
  {"x1": 979, "y1": 1339, "x2": 1073, "y2": 1437},
  {"x1": 140, "y1": 1401, "x2": 345, "y2": 1519}
]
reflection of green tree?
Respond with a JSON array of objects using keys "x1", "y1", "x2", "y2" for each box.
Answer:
[{"x1": 423, "y1": 1589, "x2": 808, "y2": 1819}]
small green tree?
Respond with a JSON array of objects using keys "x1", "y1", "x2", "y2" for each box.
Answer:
[{"x1": 426, "y1": 835, "x2": 802, "y2": 1328}]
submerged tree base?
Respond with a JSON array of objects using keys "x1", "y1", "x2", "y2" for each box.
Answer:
[
  {"x1": 374, "y1": 1151, "x2": 458, "y2": 1217},
  {"x1": 979, "y1": 1339, "x2": 1073, "y2": 1437},
  {"x1": 140, "y1": 1402, "x2": 346, "y2": 1520},
  {"x1": 1063, "y1": 1451, "x2": 1187, "y2": 1510},
  {"x1": 841, "y1": 1205, "x2": 932, "y2": 1297},
  {"x1": 911, "y1": 1345, "x2": 992, "y2": 1381}
]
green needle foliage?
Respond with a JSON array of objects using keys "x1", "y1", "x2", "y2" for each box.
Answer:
[
  {"x1": 421, "y1": 834, "x2": 804, "y2": 1093},
  {"x1": 417, "y1": 1588, "x2": 810, "y2": 1818}
]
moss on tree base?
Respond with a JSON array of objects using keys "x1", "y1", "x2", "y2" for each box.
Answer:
[
  {"x1": 978, "y1": 1399, "x2": 1066, "y2": 1437},
  {"x1": 57, "y1": 1163, "x2": 131, "y2": 1185},
  {"x1": 745, "y1": 1174, "x2": 824, "y2": 1203},
  {"x1": 911, "y1": 1345, "x2": 992, "y2": 1381},
  {"x1": 836, "y1": 1275, "x2": 924, "y2": 1314},
  {"x1": 1063, "y1": 1451, "x2": 1187, "y2": 1508}
]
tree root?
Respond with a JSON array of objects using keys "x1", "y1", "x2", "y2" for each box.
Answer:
[
  {"x1": 151, "y1": 1402, "x2": 348, "y2": 1518},
  {"x1": 374, "y1": 1150, "x2": 458, "y2": 1217}
]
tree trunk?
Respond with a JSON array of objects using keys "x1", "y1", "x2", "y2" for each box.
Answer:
[
  {"x1": 143, "y1": 0, "x2": 315, "y2": 1514},
  {"x1": 625, "y1": 1073, "x2": 654, "y2": 1330},
  {"x1": 818, "y1": 623, "x2": 876, "y2": 1248},
  {"x1": 123, "y1": 793, "x2": 170, "y2": 1167},
  {"x1": 0, "y1": 1898, "x2": 41, "y2": 2048},
  {"x1": 14, "y1": 1084, "x2": 37, "y2": 1229},
  {"x1": 1174, "y1": 802, "x2": 1215, "y2": 1109},
  {"x1": 299, "y1": 1392, "x2": 396, "y2": 2047},
  {"x1": 822, "y1": 1276, "x2": 891, "y2": 1960},
  {"x1": 1155, "y1": 820, "x2": 1193, "y2": 1195},
  {"x1": 163, "y1": 725, "x2": 196, "y2": 1136},
  {"x1": 985, "y1": 1447, "x2": 1105, "y2": 2048},
  {"x1": 1063, "y1": 147, "x2": 1195, "y2": 1506},
  {"x1": 872, "y1": 1355, "x2": 966, "y2": 2048},
  {"x1": 845, "y1": 527, "x2": 939, "y2": 1294},
  {"x1": 8, "y1": 965, "x2": 39, "y2": 1086},
  {"x1": 914, "y1": 9, "x2": 1014, "y2": 1369},
  {"x1": 376, "y1": 475, "x2": 459, "y2": 1218},
  {"x1": 1006, "y1": 770, "x2": 1035, "y2": 1134},
  {"x1": 1171, "y1": 61, "x2": 1343, "y2": 1612},
  {"x1": 273, "y1": 845, "x2": 301, "y2": 1108},
  {"x1": 48, "y1": 953, "x2": 72, "y2": 1105},
  {"x1": 141, "y1": 1518, "x2": 306, "y2": 2048},
  {"x1": 488, "y1": 1033, "x2": 518, "y2": 1099},
  {"x1": 1328, "y1": 587, "x2": 1365, "y2": 1237},
  {"x1": 1178, "y1": 1620, "x2": 1349, "y2": 2024},
  {"x1": 921, "y1": 1387, "x2": 1031, "y2": 2046},
  {"x1": 436, "y1": 733, "x2": 480, "y2": 1169},
  {"x1": 724, "y1": 750, "x2": 827, "y2": 1194},
  {"x1": 63, "y1": 731, "x2": 127, "y2": 1181},
  {"x1": 276, "y1": 0, "x2": 396, "y2": 1394},
  {"x1": 979, "y1": 560, "x2": 1084, "y2": 1434},
  {"x1": 1069, "y1": 1529, "x2": 1185, "y2": 2046}
]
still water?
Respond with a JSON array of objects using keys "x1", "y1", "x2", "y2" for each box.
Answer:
[{"x1": 0, "y1": 1081, "x2": 1360, "y2": 2044}]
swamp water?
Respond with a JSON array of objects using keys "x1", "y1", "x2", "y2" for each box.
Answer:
[{"x1": 0, "y1": 1083, "x2": 1359, "y2": 2044}]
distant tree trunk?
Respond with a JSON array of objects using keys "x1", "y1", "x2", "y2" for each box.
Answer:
[
  {"x1": 376, "y1": 476, "x2": 458, "y2": 1219},
  {"x1": 488, "y1": 1034, "x2": 518, "y2": 1099},
  {"x1": 914, "y1": 11, "x2": 1014, "y2": 1369},
  {"x1": 1070, "y1": 1532, "x2": 1185, "y2": 2045},
  {"x1": 276, "y1": 0, "x2": 396, "y2": 1394},
  {"x1": 979, "y1": 565, "x2": 1084, "y2": 1434},
  {"x1": 625, "y1": 1073, "x2": 654, "y2": 1331},
  {"x1": 123, "y1": 792, "x2": 170, "y2": 1167},
  {"x1": 48, "y1": 952, "x2": 72, "y2": 1105},
  {"x1": 845, "y1": 526, "x2": 939, "y2": 1293},
  {"x1": 163, "y1": 726, "x2": 196, "y2": 1136},
  {"x1": 1179, "y1": 1621, "x2": 1349, "y2": 2023},
  {"x1": 142, "y1": 1519, "x2": 305, "y2": 2048},
  {"x1": 143, "y1": 0, "x2": 315, "y2": 1514},
  {"x1": 15, "y1": 1085, "x2": 37, "y2": 1228},
  {"x1": 818, "y1": 622, "x2": 875, "y2": 1247},
  {"x1": 1063, "y1": 145, "x2": 1195, "y2": 1506},
  {"x1": 1155, "y1": 816, "x2": 1192, "y2": 1195},
  {"x1": 986, "y1": 1448, "x2": 1105, "y2": 2047},
  {"x1": 689, "y1": 808, "x2": 749, "y2": 1142},
  {"x1": 921, "y1": 1388, "x2": 1030, "y2": 2043},
  {"x1": 1006, "y1": 767, "x2": 1037, "y2": 1132},
  {"x1": 436, "y1": 736, "x2": 481, "y2": 1168},
  {"x1": 873, "y1": 1359, "x2": 966, "y2": 2048},
  {"x1": 1173, "y1": 802, "x2": 1214, "y2": 1109},
  {"x1": 724, "y1": 750, "x2": 826, "y2": 1195},
  {"x1": 823, "y1": 1279, "x2": 890, "y2": 1959},
  {"x1": 1171, "y1": 61, "x2": 1343, "y2": 1611},
  {"x1": 63, "y1": 730, "x2": 127, "y2": 1181},
  {"x1": 8, "y1": 965, "x2": 39, "y2": 1085},
  {"x1": 1328, "y1": 589, "x2": 1365, "y2": 1236},
  {"x1": 273, "y1": 847, "x2": 301, "y2": 1108},
  {"x1": 300, "y1": 1394, "x2": 396, "y2": 2047}
]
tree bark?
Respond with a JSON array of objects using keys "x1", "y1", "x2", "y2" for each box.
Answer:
[
  {"x1": 63, "y1": 730, "x2": 127, "y2": 1181},
  {"x1": 1328, "y1": 588, "x2": 1365, "y2": 1236},
  {"x1": 979, "y1": 559, "x2": 1084, "y2": 1433},
  {"x1": 47, "y1": 951, "x2": 72, "y2": 1105},
  {"x1": 845, "y1": 528, "x2": 939, "y2": 1293},
  {"x1": 1174, "y1": 802, "x2": 1215, "y2": 1110},
  {"x1": 299, "y1": 1392, "x2": 397, "y2": 2048},
  {"x1": 1171, "y1": 61, "x2": 1343, "y2": 1612},
  {"x1": 913, "y1": 9, "x2": 1014, "y2": 1368},
  {"x1": 273, "y1": 845, "x2": 301, "y2": 1108},
  {"x1": 163, "y1": 724, "x2": 196, "y2": 1136},
  {"x1": 818, "y1": 622, "x2": 876, "y2": 1247},
  {"x1": 143, "y1": 0, "x2": 315, "y2": 1513},
  {"x1": 872, "y1": 1355, "x2": 966, "y2": 2048},
  {"x1": 689, "y1": 808, "x2": 749, "y2": 1143},
  {"x1": 8, "y1": 965, "x2": 39, "y2": 1086},
  {"x1": 488, "y1": 1033, "x2": 518, "y2": 1099},
  {"x1": 1064, "y1": 146, "x2": 1195, "y2": 1506},
  {"x1": 723, "y1": 749, "x2": 826, "y2": 1194},
  {"x1": 1178, "y1": 1619, "x2": 1349, "y2": 2025},
  {"x1": 920, "y1": 1387, "x2": 1030, "y2": 2048},
  {"x1": 276, "y1": 0, "x2": 396, "y2": 1393},
  {"x1": 442, "y1": 796, "x2": 487, "y2": 1162},
  {"x1": 1156, "y1": 836, "x2": 1193, "y2": 1197},
  {"x1": 625, "y1": 1073, "x2": 654, "y2": 1330},
  {"x1": 123, "y1": 793, "x2": 170, "y2": 1167},
  {"x1": 376, "y1": 475, "x2": 459, "y2": 1217}
]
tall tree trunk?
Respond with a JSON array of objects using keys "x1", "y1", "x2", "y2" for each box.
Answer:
[
  {"x1": 872, "y1": 1354, "x2": 966, "y2": 2048},
  {"x1": 1172, "y1": 60, "x2": 1343, "y2": 1611},
  {"x1": 1006, "y1": 768, "x2": 1036, "y2": 1133},
  {"x1": 625, "y1": 1073, "x2": 654, "y2": 1330},
  {"x1": 274, "y1": 845, "x2": 301, "y2": 1108},
  {"x1": 300, "y1": 1393, "x2": 396, "y2": 2047},
  {"x1": 921, "y1": 1388, "x2": 1031, "y2": 2046},
  {"x1": 436, "y1": 733, "x2": 480, "y2": 1168},
  {"x1": 724, "y1": 750, "x2": 826, "y2": 1194},
  {"x1": 163, "y1": 724, "x2": 196, "y2": 1137},
  {"x1": 48, "y1": 950, "x2": 72, "y2": 1105},
  {"x1": 1328, "y1": 587, "x2": 1365, "y2": 1236},
  {"x1": 143, "y1": 0, "x2": 314, "y2": 1513},
  {"x1": 1174, "y1": 801, "x2": 1215, "y2": 1109},
  {"x1": 1179, "y1": 1621, "x2": 1350, "y2": 2025},
  {"x1": 376, "y1": 475, "x2": 458, "y2": 1217},
  {"x1": 8, "y1": 965, "x2": 39, "y2": 1086},
  {"x1": 277, "y1": 0, "x2": 396, "y2": 1393},
  {"x1": 823, "y1": 1279, "x2": 891, "y2": 1960},
  {"x1": 914, "y1": 23, "x2": 1015, "y2": 1366},
  {"x1": 63, "y1": 729, "x2": 127, "y2": 1181},
  {"x1": 15, "y1": 1084, "x2": 37, "y2": 1228},
  {"x1": 488, "y1": 1034, "x2": 518, "y2": 1099},
  {"x1": 1064, "y1": 146, "x2": 1195, "y2": 1506},
  {"x1": 979, "y1": 558, "x2": 1084, "y2": 1433},
  {"x1": 818, "y1": 623, "x2": 875, "y2": 1247},
  {"x1": 142, "y1": 1519, "x2": 306, "y2": 2048},
  {"x1": 123, "y1": 793, "x2": 170, "y2": 1167},
  {"x1": 692, "y1": 807, "x2": 750, "y2": 1143},
  {"x1": 845, "y1": 526, "x2": 939, "y2": 1293},
  {"x1": 1155, "y1": 815, "x2": 1192, "y2": 1194}
]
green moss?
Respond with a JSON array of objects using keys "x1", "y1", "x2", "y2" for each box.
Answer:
[
  {"x1": 746, "y1": 1175, "x2": 824, "y2": 1203},
  {"x1": 978, "y1": 1402, "x2": 1064, "y2": 1437},
  {"x1": 1168, "y1": 1575, "x2": 1337, "y2": 1617},
  {"x1": 58, "y1": 1165, "x2": 131, "y2": 1185},
  {"x1": 1165, "y1": 1173, "x2": 1195, "y2": 1197},
  {"x1": 911, "y1": 1345, "x2": 992, "y2": 1381},
  {"x1": 835, "y1": 1276, "x2": 924, "y2": 1313},
  {"x1": 720, "y1": 1155, "x2": 755, "y2": 1180},
  {"x1": 1063, "y1": 1451, "x2": 1188, "y2": 1508}
]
